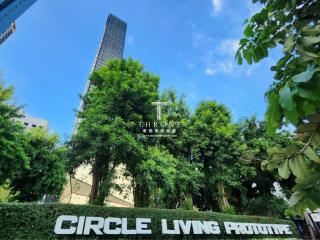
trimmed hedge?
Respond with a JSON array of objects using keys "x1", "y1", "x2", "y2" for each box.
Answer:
[{"x1": 0, "y1": 203, "x2": 299, "y2": 239}]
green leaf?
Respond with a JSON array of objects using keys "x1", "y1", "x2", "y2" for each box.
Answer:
[
  {"x1": 279, "y1": 85, "x2": 295, "y2": 111},
  {"x1": 243, "y1": 49, "x2": 253, "y2": 65},
  {"x1": 302, "y1": 101, "x2": 316, "y2": 115},
  {"x1": 288, "y1": 191, "x2": 305, "y2": 207},
  {"x1": 312, "y1": 133, "x2": 320, "y2": 146},
  {"x1": 239, "y1": 38, "x2": 249, "y2": 45},
  {"x1": 278, "y1": 159, "x2": 291, "y2": 179},
  {"x1": 309, "y1": 189, "x2": 320, "y2": 204},
  {"x1": 265, "y1": 91, "x2": 281, "y2": 135},
  {"x1": 292, "y1": 66, "x2": 318, "y2": 83},
  {"x1": 304, "y1": 146, "x2": 320, "y2": 163},
  {"x1": 289, "y1": 154, "x2": 310, "y2": 179},
  {"x1": 276, "y1": 54, "x2": 292, "y2": 68},
  {"x1": 267, "y1": 41, "x2": 277, "y2": 48},
  {"x1": 244, "y1": 25, "x2": 254, "y2": 38},
  {"x1": 251, "y1": 48, "x2": 260, "y2": 63},
  {"x1": 291, "y1": 0, "x2": 296, "y2": 9},
  {"x1": 253, "y1": 9, "x2": 268, "y2": 24},
  {"x1": 303, "y1": 36, "x2": 320, "y2": 47},
  {"x1": 296, "y1": 87, "x2": 319, "y2": 101},
  {"x1": 283, "y1": 35, "x2": 295, "y2": 53},
  {"x1": 284, "y1": 109, "x2": 299, "y2": 125},
  {"x1": 236, "y1": 54, "x2": 243, "y2": 65},
  {"x1": 303, "y1": 51, "x2": 319, "y2": 59}
]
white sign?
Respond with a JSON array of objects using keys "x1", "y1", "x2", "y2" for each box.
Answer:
[{"x1": 54, "y1": 215, "x2": 293, "y2": 236}]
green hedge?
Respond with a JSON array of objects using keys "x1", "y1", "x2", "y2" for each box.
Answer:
[{"x1": 0, "y1": 203, "x2": 299, "y2": 239}]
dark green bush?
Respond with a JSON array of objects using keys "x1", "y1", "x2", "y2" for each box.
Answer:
[{"x1": 0, "y1": 203, "x2": 299, "y2": 239}]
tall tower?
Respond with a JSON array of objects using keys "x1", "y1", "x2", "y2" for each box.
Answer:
[
  {"x1": 0, "y1": 0, "x2": 37, "y2": 44},
  {"x1": 73, "y1": 14, "x2": 127, "y2": 133},
  {"x1": 93, "y1": 14, "x2": 127, "y2": 71},
  {"x1": 62, "y1": 14, "x2": 132, "y2": 207}
]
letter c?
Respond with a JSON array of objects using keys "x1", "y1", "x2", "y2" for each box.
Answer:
[{"x1": 54, "y1": 215, "x2": 78, "y2": 235}]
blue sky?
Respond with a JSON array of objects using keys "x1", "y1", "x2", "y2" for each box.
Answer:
[{"x1": 0, "y1": 0, "x2": 280, "y2": 139}]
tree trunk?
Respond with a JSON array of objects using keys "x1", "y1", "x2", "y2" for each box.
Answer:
[
  {"x1": 133, "y1": 182, "x2": 149, "y2": 208},
  {"x1": 90, "y1": 155, "x2": 103, "y2": 204},
  {"x1": 217, "y1": 182, "x2": 230, "y2": 210}
]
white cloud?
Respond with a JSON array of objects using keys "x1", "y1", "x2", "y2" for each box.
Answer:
[
  {"x1": 205, "y1": 67, "x2": 217, "y2": 76},
  {"x1": 246, "y1": 68, "x2": 253, "y2": 76},
  {"x1": 127, "y1": 36, "x2": 134, "y2": 45},
  {"x1": 212, "y1": 0, "x2": 223, "y2": 15},
  {"x1": 218, "y1": 61, "x2": 234, "y2": 73},
  {"x1": 205, "y1": 60, "x2": 235, "y2": 76},
  {"x1": 201, "y1": 46, "x2": 236, "y2": 76},
  {"x1": 218, "y1": 39, "x2": 239, "y2": 56},
  {"x1": 192, "y1": 32, "x2": 213, "y2": 47}
]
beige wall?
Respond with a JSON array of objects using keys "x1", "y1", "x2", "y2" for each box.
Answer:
[{"x1": 60, "y1": 164, "x2": 134, "y2": 208}]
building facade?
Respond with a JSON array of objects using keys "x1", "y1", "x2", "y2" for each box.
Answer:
[
  {"x1": 62, "y1": 14, "x2": 133, "y2": 208},
  {"x1": 92, "y1": 14, "x2": 127, "y2": 71},
  {"x1": 73, "y1": 14, "x2": 127, "y2": 133},
  {"x1": 0, "y1": 0, "x2": 37, "y2": 44},
  {"x1": 16, "y1": 113, "x2": 48, "y2": 131}
]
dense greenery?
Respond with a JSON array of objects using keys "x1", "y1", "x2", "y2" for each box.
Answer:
[
  {"x1": 187, "y1": 101, "x2": 254, "y2": 213},
  {"x1": 0, "y1": 81, "x2": 67, "y2": 203},
  {"x1": 236, "y1": 0, "x2": 320, "y2": 215},
  {"x1": 68, "y1": 58, "x2": 296, "y2": 217},
  {"x1": 0, "y1": 203, "x2": 298, "y2": 240},
  {"x1": 68, "y1": 59, "x2": 159, "y2": 205},
  {"x1": 0, "y1": 82, "x2": 28, "y2": 185},
  {"x1": 10, "y1": 128, "x2": 67, "y2": 202}
]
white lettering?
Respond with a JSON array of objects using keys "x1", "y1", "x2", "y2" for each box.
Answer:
[
  {"x1": 83, "y1": 217, "x2": 104, "y2": 235},
  {"x1": 121, "y1": 218, "x2": 136, "y2": 234},
  {"x1": 207, "y1": 221, "x2": 220, "y2": 234},
  {"x1": 76, "y1": 216, "x2": 85, "y2": 235},
  {"x1": 54, "y1": 215, "x2": 78, "y2": 235},
  {"x1": 103, "y1": 217, "x2": 121, "y2": 234},
  {"x1": 136, "y1": 218, "x2": 152, "y2": 234},
  {"x1": 178, "y1": 220, "x2": 192, "y2": 234},
  {"x1": 161, "y1": 219, "x2": 176, "y2": 234}
]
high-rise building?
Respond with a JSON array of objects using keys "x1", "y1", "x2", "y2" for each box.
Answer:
[
  {"x1": 61, "y1": 14, "x2": 133, "y2": 208},
  {"x1": 0, "y1": 0, "x2": 37, "y2": 44},
  {"x1": 0, "y1": 21, "x2": 15, "y2": 44},
  {"x1": 93, "y1": 14, "x2": 127, "y2": 71},
  {"x1": 73, "y1": 14, "x2": 127, "y2": 133}
]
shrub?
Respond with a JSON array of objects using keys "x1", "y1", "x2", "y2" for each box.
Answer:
[
  {"x1": 180, "y1": 197, "x2": 194, "y2": 211},
  {"x1": 0, "y1": 203, "x2": 299, "y2": 239}
]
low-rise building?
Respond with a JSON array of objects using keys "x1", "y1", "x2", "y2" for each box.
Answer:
[{"x1": 19, "y1": 113, "x2": 48, "y2": 130}]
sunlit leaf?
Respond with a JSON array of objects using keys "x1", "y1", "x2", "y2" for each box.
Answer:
[
  {"x1": 278, "y1": 159, "x2": 291, "y2": 179},
  {"x1": 279, "y1": 85, "x2": 295, "y2": 111},
  {"x1": 288, "y1": 191, "x2": 305, "y2": 206},
  {"x1": 283, "y1": 35, "x2": 295, "y2": 53},
  {"x1": 303, "y1": 36, "x2": 320, "y2": 46},
  {"x1": 292, "y1": 66, "x2": 318, "y2": 83},
  {"x1": 304, "y1": 146, "x2": 320, "y2": 163}
]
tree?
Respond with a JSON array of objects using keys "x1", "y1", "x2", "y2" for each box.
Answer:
[
  {"x1": 10, "y1": 128, "x2": 66, "y2": 202},
  {"x1": 133, "y1": 147, "x2": 177, "y2": 208},
  {"x1": 238, "y1": 116, "x2": 295, "y2": 216},
  {"x1": 236, "y1": 0, "x2": 320, "y2": 215},
  {"x1": 0, "y1": 82, "x2": 28, "y2": 186},
  {"x1": 189, "y1": 101, "x2": 255, "y2": 212},
  {"x1": 158, "y1": 89, "x2": 203, "y2": 208},
  {"x1": 68, "y1": 58, "x2": 159, "y2": 205}
]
